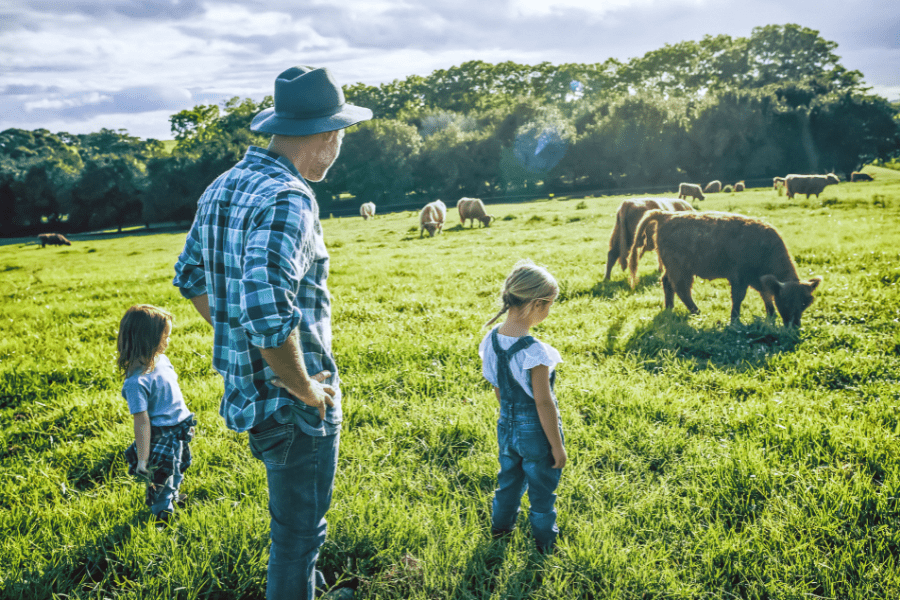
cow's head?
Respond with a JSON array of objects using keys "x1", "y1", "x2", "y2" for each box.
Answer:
[
  {"x1": 826, "y1": 173, "x2": 840, "y2": 185},
  {"x1": 481, "y1": 215, "x2": 495, "y2": 227},
  {"x1": 423, "y1": 221, "x2": 440, "y2": 236},
  {"x1": 761, "y1": 275, "x2": 823, "y2": 327}
]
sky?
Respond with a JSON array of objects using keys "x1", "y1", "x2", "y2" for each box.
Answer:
[{"x1": 2, "y1": 0, "x2": 898, "y2": 141}]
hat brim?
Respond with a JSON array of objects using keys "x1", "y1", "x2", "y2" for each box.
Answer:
[{"x1": 250, "y1": 104, "x2": 373, "y2": 136}]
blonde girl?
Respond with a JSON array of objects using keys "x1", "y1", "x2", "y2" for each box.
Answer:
[
  {"x1": 118, "y1": 304, "x2": 195, "y2": 523},
  {"x1": 478, "y1": 259, "x2": 565, "y2": 552}
]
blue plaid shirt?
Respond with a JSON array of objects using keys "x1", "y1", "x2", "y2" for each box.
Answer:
[{"x1": 173, "y1": 146, "x2": 341, "y2": 434}]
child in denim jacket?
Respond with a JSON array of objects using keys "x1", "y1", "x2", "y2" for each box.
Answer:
[{"x1": 479, "y1": 259, "x2": 565, "y2": 552}]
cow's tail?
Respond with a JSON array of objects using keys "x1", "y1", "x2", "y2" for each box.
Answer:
[
  {"x1": 610, "y1": 207, "x2": 627, "y2": 270},
  {"x1": 628, "y1": 211, "x2": 661, "y2": 288}
]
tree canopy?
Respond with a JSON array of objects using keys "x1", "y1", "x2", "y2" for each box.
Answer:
[{"x1": 2, "y1": 24, "x2": 898, "y2": 236}]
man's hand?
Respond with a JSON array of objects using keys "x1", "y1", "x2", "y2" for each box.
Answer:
[
  {"x1": 270, "y1": 370, "x2": 336, "y2": 420},
  {"x1": 551, "y1": 445, "x2": 567, "y2": 470}
]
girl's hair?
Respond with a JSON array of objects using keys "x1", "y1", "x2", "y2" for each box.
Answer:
[
  {"x1": 485, "y1": 259, "x2": 559, "y2": 327},
  {"x1": 117, "y1": 304, "x2": 173, "y2": 377}
]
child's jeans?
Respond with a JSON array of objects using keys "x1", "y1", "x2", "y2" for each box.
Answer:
[
  {"x1": 491, "y1": 419, "x2": 562, "y2": 549},
  {"x1": 148, "y1": 440, "x2": 183, "y2": 516}
]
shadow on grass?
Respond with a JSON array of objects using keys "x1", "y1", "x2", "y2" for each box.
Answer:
[
  {"x1": 622, "y1": 310, "x2": 803, "y2": 369},
  {"x1": 559, "y1": 272, "x2": 659, "y2": 302},
  {"x1": 4, "y1": 513, "x2": 146, "y2": 600}
]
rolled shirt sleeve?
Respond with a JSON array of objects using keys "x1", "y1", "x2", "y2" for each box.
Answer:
[
  {"x1": 173, "y1": 217, "x2": 208, "y2": 300},
  {"x1": 240, "y1": 190, "x2": 315, "y2": 349}
]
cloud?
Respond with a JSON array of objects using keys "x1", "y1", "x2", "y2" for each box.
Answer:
[
  {"x1": 24, "y1": 0, "x2": 205, "y2": 21},
  {"x1": 22, "y1": 86, "x2": 192, "y2": 119}
]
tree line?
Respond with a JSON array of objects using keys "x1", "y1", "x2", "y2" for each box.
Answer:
[{"x1": 2, "y1": 24, "x2": 899, "y2": 236}]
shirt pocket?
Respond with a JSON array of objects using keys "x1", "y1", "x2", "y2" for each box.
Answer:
[
  {"x1": 248, "y1": 423, "x2": 294, "y2": 467},
  {"x1": 513, "y1": 422, "x2": 552, "y2": 462}
]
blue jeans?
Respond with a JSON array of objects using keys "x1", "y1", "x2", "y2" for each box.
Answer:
[
  {"x1": 150, "y1": 440, "x2": 184, "y2": 516},
  {"x1": 249, "y1": 416, "x2": 340, "y2": 600},
  {"x1": 491, "y1": 420, "x2": 562, "y2": 549}
]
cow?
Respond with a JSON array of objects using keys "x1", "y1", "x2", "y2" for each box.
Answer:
[
  {"x1": 604, "y1": 197, "x2": 694, "y2": 281},
  {"x1": 734, "y1": 181, "x2": 745, "y2": 192},
  {"x1": 419, "y1": 200, "x2": 446, "y2": 237},
  {"x1": 851, "y1": 172, "x2": 874, "y2": 182},
  {"x1": 704, "y1": 180, "x2": 722, "y2": 193},
  {"x1": 627, "y1": 210, "x2": 822, "y2": 327},
  {"x1": 38, "y1": 233, "x2": 72, "y2": 247},
  {"x1": 773, "y1": 177, "x2": 785, "y2": 190},
  {"x1": 785, "y1": 173, "x2": 840, "y2": 199},
  {"x1": 457, "y1": 197, "x2": 494, "y2": 227},
  {"x1": 360, "y1": 202, "x2": 376, "y2": 220},
  {"x1": 678, "y1": 183, "x2": 705, "y2": 202}
]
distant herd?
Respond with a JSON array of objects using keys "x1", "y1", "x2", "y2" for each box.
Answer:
[{"x1": 35, "y1": 170, "x2": 878, "y2": 327}]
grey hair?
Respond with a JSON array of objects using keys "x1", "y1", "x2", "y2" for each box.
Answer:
[{"x1": 484, "y1": 259, "x2": 559, "y2": 327}]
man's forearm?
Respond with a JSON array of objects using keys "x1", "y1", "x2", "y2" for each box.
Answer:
[
  {"x1": 189, "y1": 294, "x2": 213, "y2": 326},
  {"x1": 257, "y1": 329, "x2": 315, "y2": 400}
]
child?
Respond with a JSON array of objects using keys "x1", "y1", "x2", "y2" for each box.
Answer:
[
  {"x1": 118, "y1": 304, "x2": 195, "y2": 523},
  {"x1": 479, "y1": 259, "x2": 566, "y2": 552}
]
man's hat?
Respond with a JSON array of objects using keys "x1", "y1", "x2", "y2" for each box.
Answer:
[{"x1": 250, "y1": 66, "x2": 372, "y2": 136}]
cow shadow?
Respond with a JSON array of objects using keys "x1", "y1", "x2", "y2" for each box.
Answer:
[
  {"x1": 621, "y1": 310, "x2": 803, "y2": 369},
  {"x1": 559, "y1": 272, "x2": 659, "y2": 302}
]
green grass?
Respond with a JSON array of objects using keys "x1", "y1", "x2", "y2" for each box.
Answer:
[{"x1": 2, "y1": 166, "x2": 900, "y2": 599}]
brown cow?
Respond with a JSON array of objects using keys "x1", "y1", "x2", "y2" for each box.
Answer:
[
  {"x1": 457, "y1": 197, "x2": 494, "y2": 227},
  {"x1": 851, "y1": 171, "x2": 874, "y2": 182},
  {"x1": 678, "y1": 183, "x2": 705, "y2": 201},
  {"x1": 419, "y1": 200, "x2": 446, "y2": 237},
  {"x1": 704, "y1": 180, "x2": 722, "y2": 193},
  {"x1": 38, "y1": 233, "x2": 72, "y2": 247},
  {"x1": 627, "y1": 210, "x2": 822, "y2": 326},
  {"x1": 604, "y1": 197, "x2": 694, "y2": 281},
  {"x1": 734, "y1": 181, "x2": 745, "y2": 192},
  {"x1": 785, "y1": 173, "x2": 839, "y2": 199},
  {"x1": 773, "y1": 177, "x2": 785, "y2": 190}
]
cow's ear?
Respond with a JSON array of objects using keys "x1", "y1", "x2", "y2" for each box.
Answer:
[
  {"x1": 760, "y1": 274, "x2": 782, "y2": 296},
  {"x1": 806, "y1": 276, "x2": 823, "y2": 291}
]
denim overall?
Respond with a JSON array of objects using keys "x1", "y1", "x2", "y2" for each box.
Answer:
[{"x1": 490, "y1": 329, "x2": 563, "y2": 550}]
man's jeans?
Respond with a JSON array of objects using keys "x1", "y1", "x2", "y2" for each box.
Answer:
[{"x1": 249, "y1": 416, "x2": 340, "y2": 600}]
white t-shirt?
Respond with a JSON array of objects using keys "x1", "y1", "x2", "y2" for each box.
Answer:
[{"x1": 479, "y1": 327, "x2": 562, "y2": 399}]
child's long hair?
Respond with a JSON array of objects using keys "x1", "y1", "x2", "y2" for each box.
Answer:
[
  {"x1": 485, "y1": 259, "x2": 559, "y2": 327},
  {"x1": 117, "y1": 305, "x2": 173, "y2": 377}
]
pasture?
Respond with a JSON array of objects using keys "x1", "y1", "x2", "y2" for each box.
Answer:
[{"x1": 2, "y1": 169, "x2": 899, "y2": 599}]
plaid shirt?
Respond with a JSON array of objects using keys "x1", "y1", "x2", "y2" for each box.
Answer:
[
  {"x1": 173, "y1": 146, "x2": 341, "y2": 434},
  {"x1": 124, "y1": 415, "x2": 195, "y2": 506}
]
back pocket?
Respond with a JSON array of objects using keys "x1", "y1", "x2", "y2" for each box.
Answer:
[
  {"x1": 514, "y1": 423, "x2": 551, "y2": 462},
  {"x1": 248, "y1": 424, "x2": 294, "y2": 467}
]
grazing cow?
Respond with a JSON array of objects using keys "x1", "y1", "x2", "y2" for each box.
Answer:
[
  {"x1": 704, "y1": 180, "x2": 722, "y2": 193},
  {"x1": 38, "y1": 233, "x2": 72, "y2": 247},
  {"x1": 360, "y1": 202, "x2": 376, "y2": 220},
  {"x1": 627, "y1": 210, "x2": 822, "y2": 326},
  {"x1": 785, "y1": 173, "x2": 840, "y2": 199},
  {"x1": 419, "y1": 200, "x2": 446, "y2": 237},
  {"x1": 604, "y1": 197, "x2": 694, "y2": 281},
  {"x1": 773, "y1": 177, "x2": 785, "y2": 190},
  {"x1": 734, "y1": 181, "x2": 745, "y2": 192},
  {"x1": 457, "y1": 197, "x2": 494, "y2": 227},
  {"x1": 678, "y1": 183, "x2": 705, "y2": 202},
  {"x1": 851, "y1": 172, "x2": 874, "y2": 182}
]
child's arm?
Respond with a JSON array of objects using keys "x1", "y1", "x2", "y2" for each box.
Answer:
[
  {"x1": 132, "y1": 411, "x2": 151, "y2": 474},
  {"x1": 531, "y1": 365, "x2": 566, "y2": 469}
]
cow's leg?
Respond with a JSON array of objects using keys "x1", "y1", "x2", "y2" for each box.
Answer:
[
  {"x1": 672, "y1": 275, "x2": 699, "y2": 314},
  {"x1": 729, "y1": 280, "x2": 749, "y2": 323},
  {"x1": 605, "y1": 245, "x2": 619, "y2": 281},
  {"x1": 662, "y1": 274, "x2": 675, "y2": 309}
]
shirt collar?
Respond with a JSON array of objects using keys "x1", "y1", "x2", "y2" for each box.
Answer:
[{"x1": 244, "y1": 145, "x2": 303, "y2": 180}]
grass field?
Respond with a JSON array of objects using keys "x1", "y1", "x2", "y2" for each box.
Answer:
[{"x1": 2, "y1": 167, "x2": 899, "y2": 599}]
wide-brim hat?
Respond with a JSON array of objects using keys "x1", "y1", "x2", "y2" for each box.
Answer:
[{"x1": 250, "y1": 66, "x2": 373, "y2": 136}]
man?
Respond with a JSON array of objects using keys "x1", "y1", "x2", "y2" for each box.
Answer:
[{"x1": 173, "y1": 66, "x2": 371, "y2": 600}]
